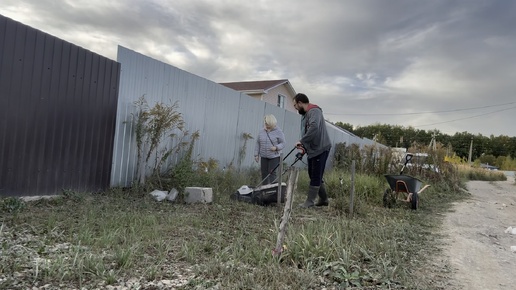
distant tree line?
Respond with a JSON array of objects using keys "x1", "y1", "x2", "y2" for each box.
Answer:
[{"x1": 334, "y1": 122, "x2": 516, "y2": 162}]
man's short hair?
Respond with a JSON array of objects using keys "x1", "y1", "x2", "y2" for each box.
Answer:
[{"x1": 293, "y1": 93, "x2": 309, "y2": 104}]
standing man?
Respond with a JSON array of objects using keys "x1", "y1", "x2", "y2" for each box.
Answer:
[{"x1": 293, "y1": 93, "x2": 331, "y2": 208}]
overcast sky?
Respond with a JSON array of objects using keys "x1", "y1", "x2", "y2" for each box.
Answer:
[{"x1": 2, "y1": 0, "x2": 515, "y2": 137}]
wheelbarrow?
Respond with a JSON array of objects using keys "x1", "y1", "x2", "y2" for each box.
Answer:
[{"x1": 383, "y1": 153, "x2": 431, "y2": 210}]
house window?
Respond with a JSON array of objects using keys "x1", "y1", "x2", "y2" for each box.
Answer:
[{"x1": 277, "y1": 94, "x2": 285, "y2": 108}]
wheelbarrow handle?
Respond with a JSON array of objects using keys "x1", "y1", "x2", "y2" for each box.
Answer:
[{"x1": 400, "y1": 153, "x2": 414, "y2": 174}]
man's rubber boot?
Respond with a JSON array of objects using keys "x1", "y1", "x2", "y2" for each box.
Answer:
[
  {"x1": 315, "y1": 183, "x2": 329, "y2": 206},
  {"x1": 299, "y1": 186, "x2": 320, "y2": 208}
]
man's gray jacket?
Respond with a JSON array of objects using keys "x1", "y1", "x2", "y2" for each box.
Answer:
[{"x1": 300, "y1": 104, "x2": 331, "y2": 158}]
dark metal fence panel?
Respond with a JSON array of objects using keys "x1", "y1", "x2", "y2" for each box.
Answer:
[{"x1": 0, "y1": 14, "x2": 120, "y2": 197}]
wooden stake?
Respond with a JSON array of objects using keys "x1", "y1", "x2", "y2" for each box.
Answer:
[
  {"x1": 272, "y1": 167, "x2": 299, "y2": 257},
  {"x1": 349, "y1": 160, "x2": 355, "y2": 218}
]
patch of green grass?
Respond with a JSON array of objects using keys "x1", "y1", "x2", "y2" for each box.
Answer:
[
  {"x1": 0, "y1": 167, "x2": 468, "y2": 289},
  {"x1": 0, "y1": 197, "x2": 26, "y2": 213},
  {"x1": 456, "y1": 164, "x2": 507, "y2": 181}
]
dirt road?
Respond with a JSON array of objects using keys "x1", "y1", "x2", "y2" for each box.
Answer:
[{"x1": 439, "y1": 174, "x2": 516, "y2": 290}]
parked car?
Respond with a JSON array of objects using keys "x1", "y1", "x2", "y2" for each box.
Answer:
[{"x1": 480, "y1": 163, "x2": 499, "y2": 171}]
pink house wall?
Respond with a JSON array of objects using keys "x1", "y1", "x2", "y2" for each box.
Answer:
[{"x1": 253, "y1": 85, "x2": 296, "y2": 113}]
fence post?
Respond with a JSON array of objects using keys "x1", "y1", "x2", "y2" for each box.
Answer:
[{"x1": 349, "y1": 160, "x2": 355, "y2": 217}]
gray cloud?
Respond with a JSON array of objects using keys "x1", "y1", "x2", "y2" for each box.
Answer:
[{"x1": 1, "y1": 0, "x2": 515, "y2": 136}]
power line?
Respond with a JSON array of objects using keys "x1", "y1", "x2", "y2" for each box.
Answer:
[
  {"x1": 415, "y1": 106, "x2": 516, "y2": 128},
  {"x1": 325, "y1": 101, "x2": 516, "y2": 116}
]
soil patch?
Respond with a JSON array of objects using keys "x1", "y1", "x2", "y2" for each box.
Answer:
[{"x1": 439, "y1": 176, "x2": 516, "y2": 289}]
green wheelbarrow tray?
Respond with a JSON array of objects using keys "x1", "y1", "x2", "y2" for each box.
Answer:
[{"x1": 384, "y1": 174, "x2": 423, "y2": 194}]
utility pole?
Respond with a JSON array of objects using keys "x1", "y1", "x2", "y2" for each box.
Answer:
[
  {"x1": 428, "y1": 131, "x2": 437, "y2": 150},
  {"x1": 468, "y1": 138, "x2": 473, "y2": 165}
]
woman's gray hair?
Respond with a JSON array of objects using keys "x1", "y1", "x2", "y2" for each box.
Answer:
[{"x1": 264, "y1": 114, "x2": 277, "y2": 128}]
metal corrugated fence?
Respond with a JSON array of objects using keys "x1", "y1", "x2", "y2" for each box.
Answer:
[{"x1": 0, "y1": 15, "x2": 120, "y2": 197}]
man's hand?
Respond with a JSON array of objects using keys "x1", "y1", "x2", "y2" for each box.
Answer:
[
  {"x1": 295, "y1": 141, "x2": 303, "y2": 148},
  {"x1": 255, "y1": 156, "x2": 259, "y2": 162},
  {"x1": 270, "y1": 146, "x2": 277, "y2": 151}
]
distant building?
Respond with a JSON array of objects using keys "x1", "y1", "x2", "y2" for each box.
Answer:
[{"x1": 219, "y1": 79, "x2": 297, "y2": 113}]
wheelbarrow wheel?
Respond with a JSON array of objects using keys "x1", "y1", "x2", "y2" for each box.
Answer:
[
  {"x1": 410, "y1": 192, "x2": 419, "y2": 210},
  {"x1": 383, "y1": 188, "x2": 395, "y2": 208}
]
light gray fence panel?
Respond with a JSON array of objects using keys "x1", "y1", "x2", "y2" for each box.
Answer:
[
  {"x1": 199, "y1": 82, "x2": 242, "y2": 168},
  {"x1": 113, "y1": 47, "x2": 222, "y2": 186},
  {"x1": 111, "y1": 45, "x2": 386, "y2": 187},
  {"x1": 111, "y1": 47, "x2": 142, "y2": 186},
  {"x1": 325, "y1": 124, "x2": 339, "y2": 168},
  {"x1": 235, "y1": 95, "x2": 267, "y2": 168},
  {"x1": 181, "y1": 75, "x2": 209, "y2": 163},
  {"x1": 281, "y1": 112, "x2": 304, "y2": 167}
]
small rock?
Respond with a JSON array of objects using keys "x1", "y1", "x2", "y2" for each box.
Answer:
[{"x1": 150, "y1": 190, "x2": 169, "y2": 201}]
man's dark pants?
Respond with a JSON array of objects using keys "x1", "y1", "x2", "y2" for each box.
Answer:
[{"x1": 308, "y1": 150, "x2": 329, "y2": 186}]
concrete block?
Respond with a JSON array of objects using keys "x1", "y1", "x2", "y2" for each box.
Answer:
[{"x1": 184, "y1": 187, "x2": 213, "y2": 204}]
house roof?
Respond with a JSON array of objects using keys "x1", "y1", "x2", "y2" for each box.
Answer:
[{"x1": 219, "y1": 79, "x2": 296, "y2": 96}]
